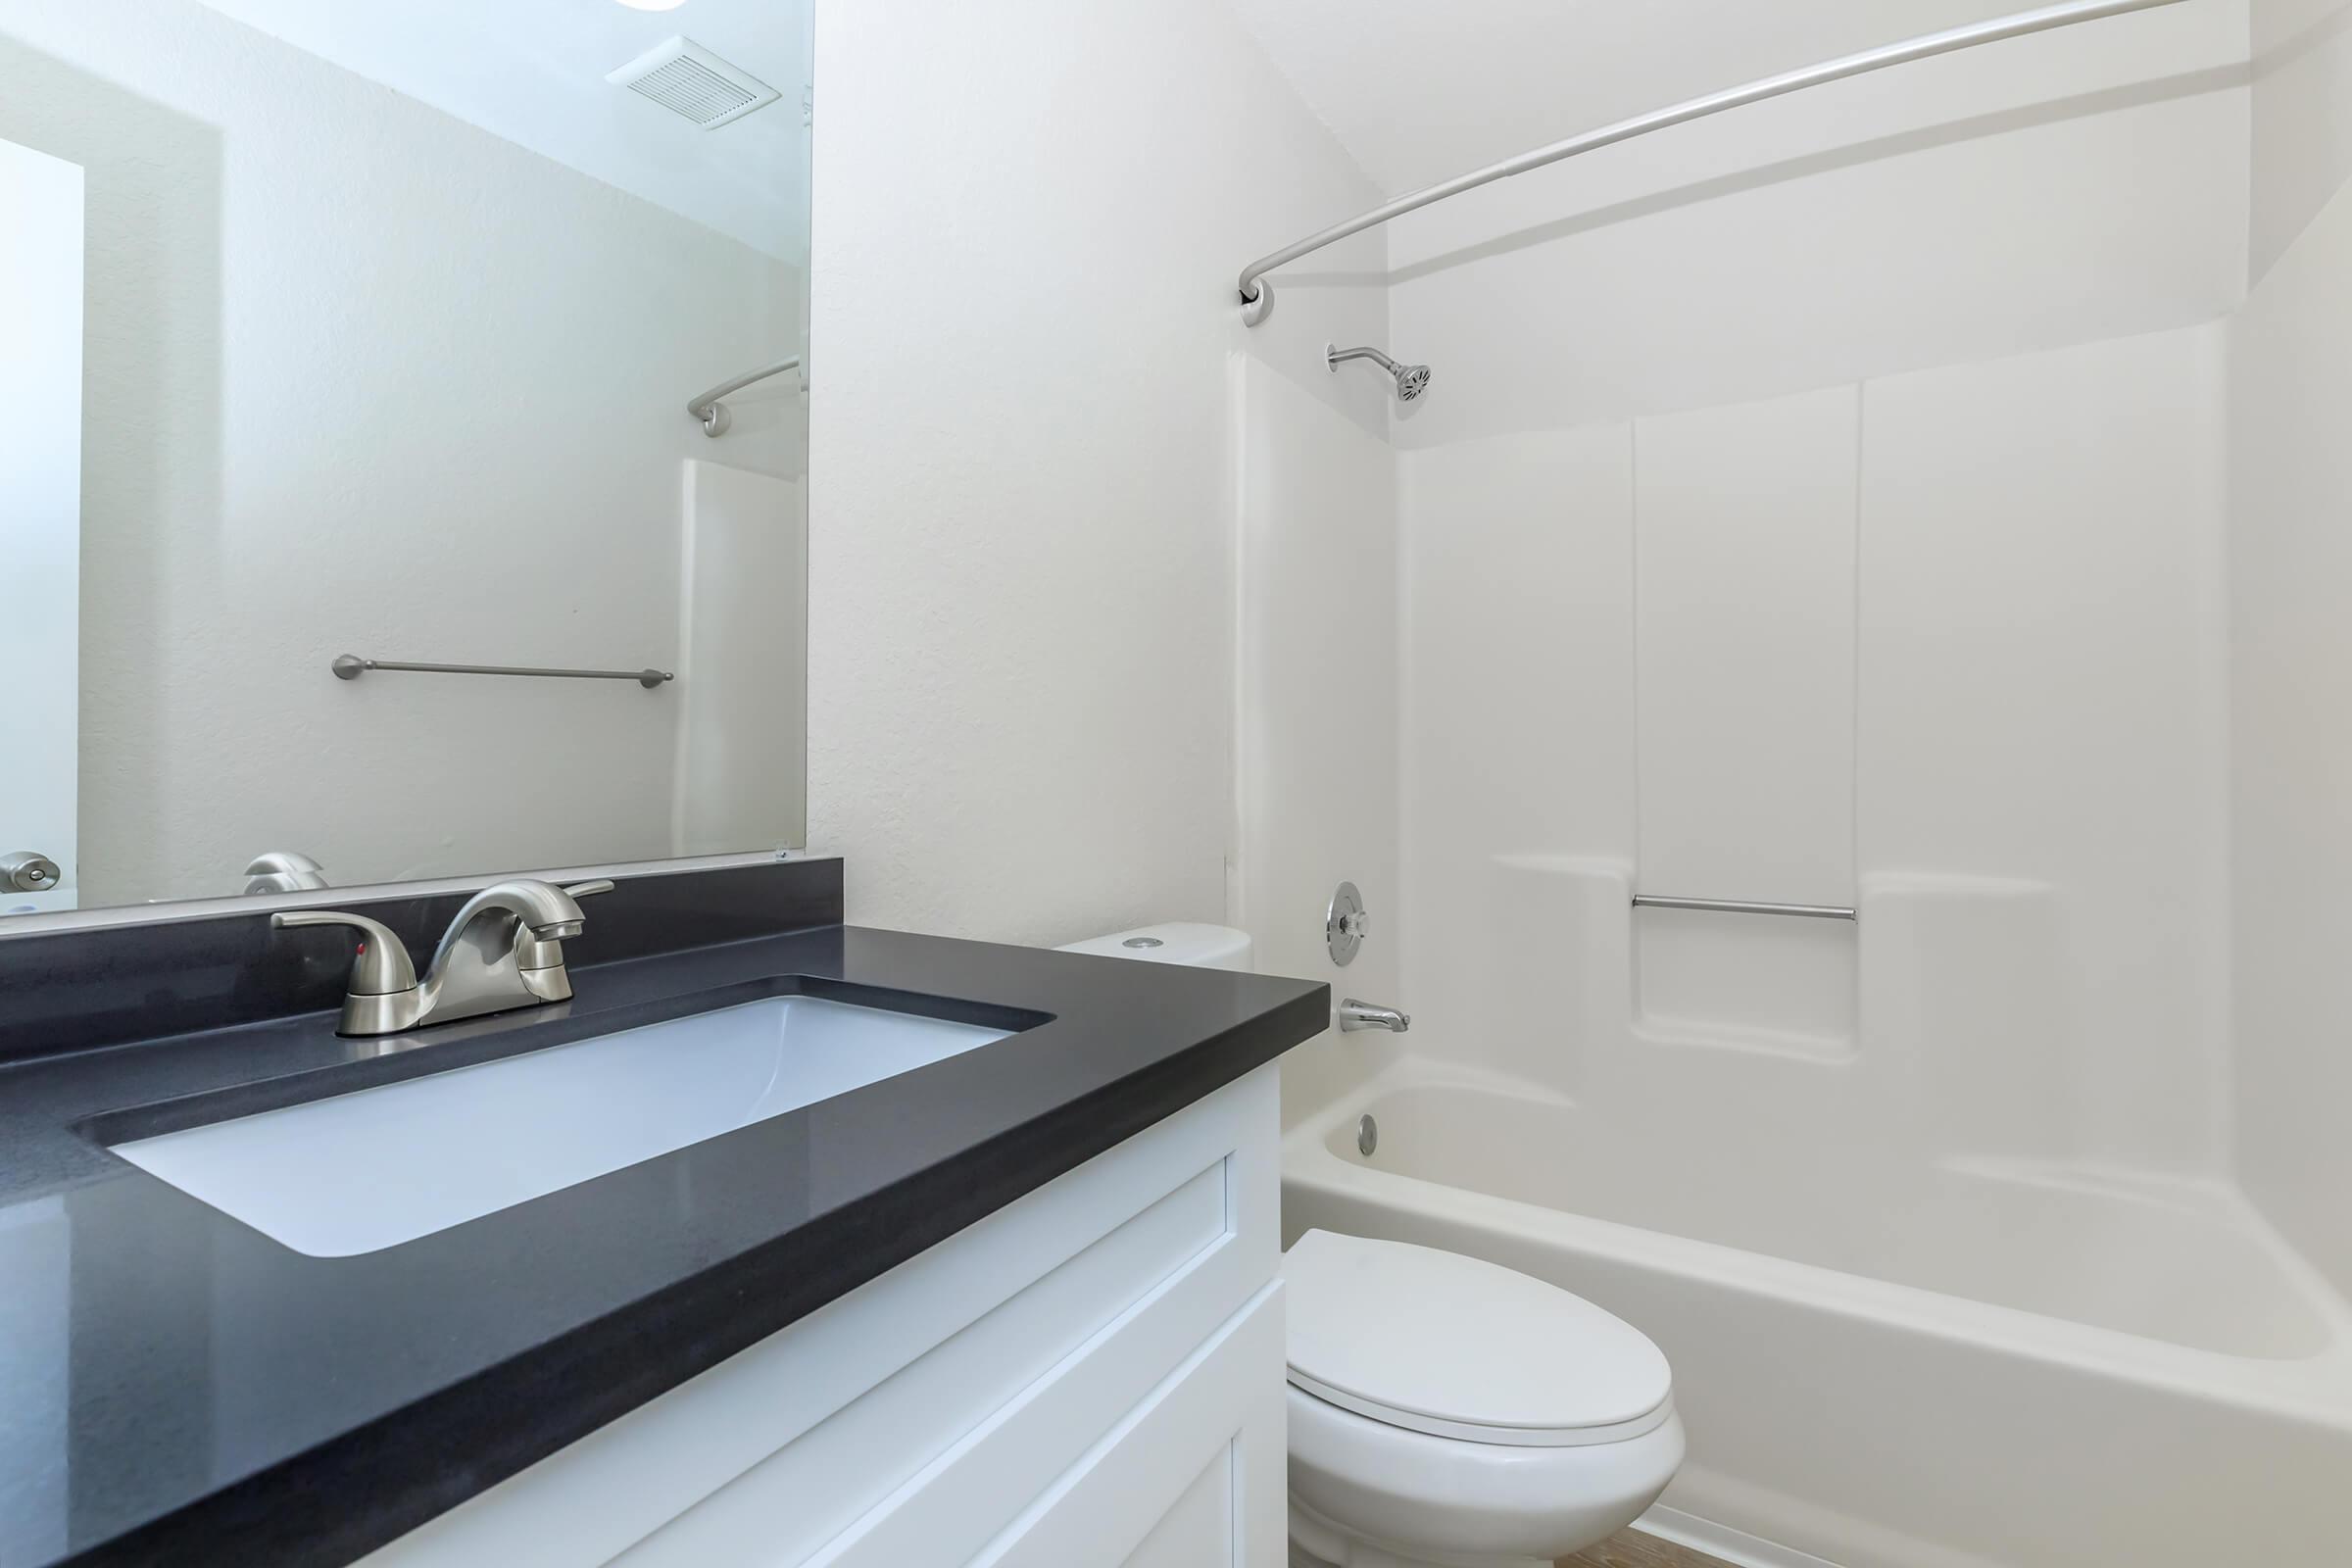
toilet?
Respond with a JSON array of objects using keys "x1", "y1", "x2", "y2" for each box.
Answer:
[
  {"x1": 1063, "y1": 923, "x2": 1685, "y2": 1568},
  {"x1": 1281, "y1": 1229, "x2": 1683, "y2": 1567}
]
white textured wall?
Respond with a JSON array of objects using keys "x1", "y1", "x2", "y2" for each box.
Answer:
[
  {"x1": 807, "y1": 0, "x2": 1388, "y2": 944},
  {"x1": 2230, "y1": 0, "x2": 2352, "y2": 1295},
  {"x1": 1382, "y1": 0, "x2": 2247, "y2": 446},
  {"x1": 1233, "y1": 357, "x2": 1401, "y2": 1123},
  {"x1": 0, "y1": 0, "x2": 801, "y2": 906}
]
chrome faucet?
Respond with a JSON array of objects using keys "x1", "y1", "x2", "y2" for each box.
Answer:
[
  {"x1": 1338, "y1": 999, "x2": 1410, "y2": 1033},
  {"x1": 272, "y1": 878, "x2": 614, "y2": 1037}
]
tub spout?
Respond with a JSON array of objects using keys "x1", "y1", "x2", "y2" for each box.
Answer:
[{"x1": 1339, "y1": 999, "x2": 1410, "y2": 1033}]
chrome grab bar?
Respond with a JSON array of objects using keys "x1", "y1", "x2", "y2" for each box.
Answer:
[{"x1": 1632, "y1": 895, "x2": 1857, "y2": 922}]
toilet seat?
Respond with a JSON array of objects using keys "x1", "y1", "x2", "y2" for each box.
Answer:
[{"x1": 1281, "y1": 1229, "x2": 1674, "y2": 1447}]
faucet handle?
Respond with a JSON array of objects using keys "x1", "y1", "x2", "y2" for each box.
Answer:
[
  {"x1": 562, "y1": 880, "x2": 615, "y2": 900},
  {"x1": 270, "y1": 910, "x2": 419, "y2": 997}
]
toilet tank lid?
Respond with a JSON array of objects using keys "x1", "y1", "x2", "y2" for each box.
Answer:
[
  {"x1": 1054, "y1": 922, "x2": 1252, "y2": 969},
  {"x1": 1281, "y1": 1229, "x2": 1673, "y2": 1446}
]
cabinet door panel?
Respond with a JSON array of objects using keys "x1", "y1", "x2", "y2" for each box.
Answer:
[
  {"x1": 1121, "y1": 1449, "x2": 1233, "y2": 1568},
  {"x1": 963, "y1": 1284, "x2": 1285, "y2": 1568}
]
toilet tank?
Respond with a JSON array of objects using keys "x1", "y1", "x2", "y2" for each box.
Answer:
[{"x1": 1055, "y1": 921, "x2": 1253, "y2": 971}]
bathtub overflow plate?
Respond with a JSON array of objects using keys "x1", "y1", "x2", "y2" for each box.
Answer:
[
  {"x1": 1357, "y1": 1114, "x2": 1378, "y2": 1157},
  {"x1": 1326, "y1": 881, "x2": 1369, "y2": 967}
]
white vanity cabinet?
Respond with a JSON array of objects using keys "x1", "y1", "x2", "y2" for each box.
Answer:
[{"x1": 363, "y1": 1064, "x2": 1288, "y2": 1568}]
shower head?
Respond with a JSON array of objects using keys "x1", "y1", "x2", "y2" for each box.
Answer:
[{"x1": 1328, "y1": 344, "x2": 1432, "y2": 403}]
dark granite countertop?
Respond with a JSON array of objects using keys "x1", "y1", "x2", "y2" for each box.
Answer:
[{"x1": 0, "y1": 920, "x2": 1328, "y2": 1568}]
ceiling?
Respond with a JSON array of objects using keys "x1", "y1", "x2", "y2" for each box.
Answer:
[
  {"x1": 1226, "y1": 0, "x2": 2136, "y2": 195},
  {"x1": 194, "y1": 0, "x2": 810, "y2": 261}
]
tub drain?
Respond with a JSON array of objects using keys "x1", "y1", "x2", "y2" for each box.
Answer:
[{"x1": 1356, "y1": 1113, "x2": 1378, "y2": 1157}]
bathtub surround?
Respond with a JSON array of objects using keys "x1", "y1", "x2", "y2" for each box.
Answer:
[
  {"x1": 1393, "y1": 321, "x2": 2232, "y2": 1174},
  {"x1": 1632, "y1": 388, "x2": 1861, "y2": 1058},
  {"x1": 2230, "y1": 0, "x2": 2352, "y2": 1304}
]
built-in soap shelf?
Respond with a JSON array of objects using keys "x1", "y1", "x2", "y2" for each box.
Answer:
[
  {"x1": 1630, "y1": 900, "x2": 1859, "y2": 1063},
  {"x1": 1480, "y1": 856, "x2": 2078, "y2": 1157}
]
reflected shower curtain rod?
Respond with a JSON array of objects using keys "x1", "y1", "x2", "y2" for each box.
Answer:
[
  {"x1": 688, "y1": 356, "x2": 804, "y2": 437},
  {"x1": 1233, "y1": 0, "x2": 2190, "y2": 325}
]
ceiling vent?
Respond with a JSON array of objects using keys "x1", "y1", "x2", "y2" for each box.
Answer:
[{"x1": 606, "y1": 37, "x2": 780, "y2": 129}]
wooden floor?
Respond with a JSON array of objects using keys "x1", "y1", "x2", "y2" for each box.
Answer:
[{"x1": 1560, "y1": 1528, "x2": 1740, "y2": 1568}]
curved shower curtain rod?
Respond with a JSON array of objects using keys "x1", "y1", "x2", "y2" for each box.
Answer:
[
  {"x1": 1234, "y1": 0, "x2": 2191, "y2": 325},
  {"x1": 689, "y1": 356, "x2": 804, "y2": 437}
]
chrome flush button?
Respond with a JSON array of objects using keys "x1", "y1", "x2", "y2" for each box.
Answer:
[{"x1": 1123, "y1": 936, "x2": 1164, "y2": 949}]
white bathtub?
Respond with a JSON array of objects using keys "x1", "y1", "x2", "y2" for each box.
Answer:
[{"x1": 1282, "y1": 1062, "x2": 2352, "y2": 1568}]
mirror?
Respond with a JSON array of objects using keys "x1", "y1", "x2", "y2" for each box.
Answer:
[{"x1": 0, "y1": 0, "x2": 811, "y2": 917}]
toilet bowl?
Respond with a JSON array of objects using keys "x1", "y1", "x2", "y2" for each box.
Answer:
[
  {"x1": 1055, "y1": 925, "x2": 1682, "y2": 1565},
  {"x1": 1281, "y1": 1229, "x2": 1684, "y2": 1568}
]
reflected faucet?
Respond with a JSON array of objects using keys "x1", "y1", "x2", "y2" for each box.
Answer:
[
  {"x1": 1338, "y1": 999, "x2": 1410, "y2": 1034},
  {"x1": 272, "y1": 878, "x2": 613, "y2": 1037},
  {"x1": 243, "y1": 852, "x2": 329, "y2": 895}
]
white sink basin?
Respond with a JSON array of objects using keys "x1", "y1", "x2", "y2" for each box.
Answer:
[{"x1": 110, "y1": 995, "x2": 1012, "y2": 1257}]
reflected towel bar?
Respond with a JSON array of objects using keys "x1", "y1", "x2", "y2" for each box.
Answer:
[
  {"x1": 332, "y1": 655, "x2": 672, "y2": 689},
  {"x1": 1633, "y1": 895, "x2": 1857, "y2": 922}
]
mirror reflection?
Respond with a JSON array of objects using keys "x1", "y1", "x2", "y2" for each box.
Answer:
[{"x1": 0, "y1": 0, "x2": 811, "y2": 916}]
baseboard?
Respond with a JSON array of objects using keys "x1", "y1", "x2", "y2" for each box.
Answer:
[{"x1": 1637, "y1": 1504, "x2": 1847, "y2": 1568}]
